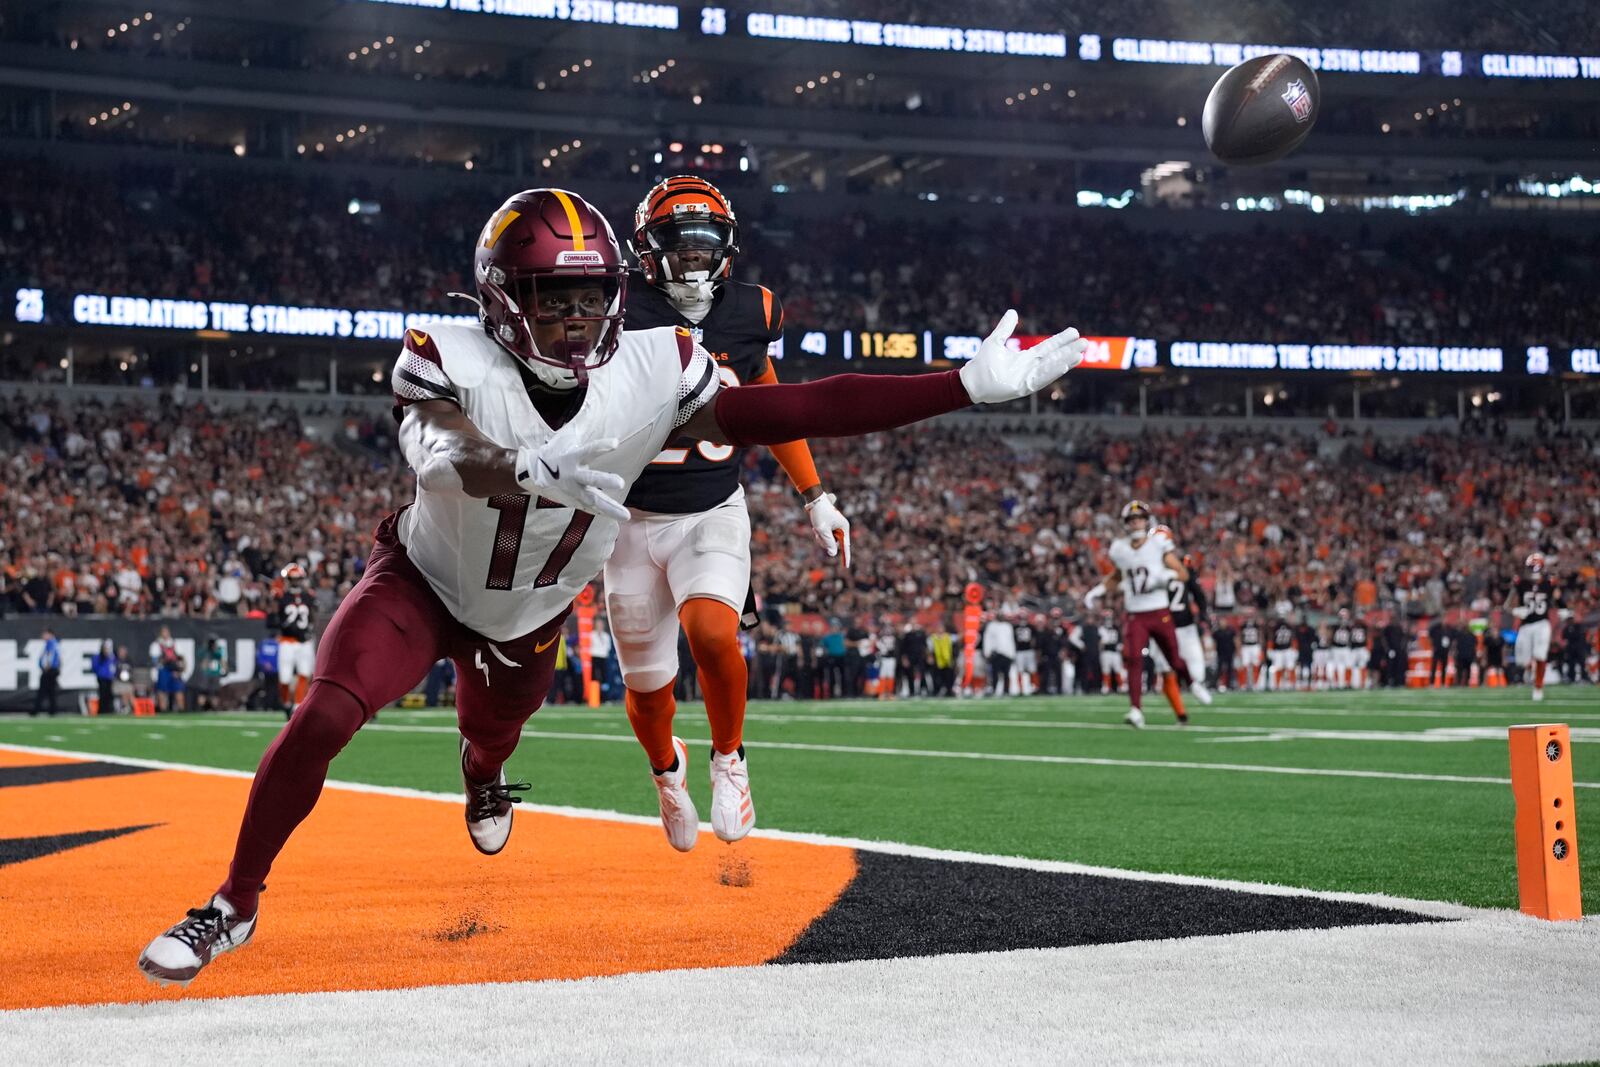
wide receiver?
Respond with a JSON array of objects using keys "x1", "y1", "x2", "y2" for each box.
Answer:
[
  {"x1": 1086, "y1": 501, "x2": 1211, "y2": 727},
  {"x1": 136, "y1": 187, "x2": 1089, "y2": 987},
  {"x1": 608, "y1": 176, "x2": 849, "y2": 850},
  {"x1": 1505, "y1": 552, "x2": 1565, "y2": 702}
]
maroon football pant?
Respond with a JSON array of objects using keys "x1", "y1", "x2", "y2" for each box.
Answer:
[
  {"x1": 218, "y1": 512, "x2": 568, "y2": 916},
  {"x1": 1123, "y1": 608, "x2": 1191, "y2": 709}
]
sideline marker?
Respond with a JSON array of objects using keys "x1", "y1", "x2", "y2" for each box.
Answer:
[{"x1": 1508, "y1": 723, "x2": 1582, "y2": 920}]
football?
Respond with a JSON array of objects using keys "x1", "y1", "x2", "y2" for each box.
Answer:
[{"x1": 1202, "y1": 53, "x2": 1321, "y2": 165}]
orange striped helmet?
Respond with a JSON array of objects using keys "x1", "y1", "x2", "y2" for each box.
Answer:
[{"x1": 630, "y1": 175, "x2": 740, "y2": 285}]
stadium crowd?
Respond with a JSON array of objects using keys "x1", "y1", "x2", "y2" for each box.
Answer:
[
  {"x1": 8, "y1": 164, "x2": 1600, "y2": 349},
  {"x1": 4, "y1": 391, "x2": 1595, "y2": 635},
  {"x1": 0, "y1": 393, "x2": 406, "y2": 620}
]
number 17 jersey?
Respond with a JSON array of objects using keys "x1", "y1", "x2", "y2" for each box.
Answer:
[{"x1": 390, "y1": 322, "x2": 719, "y2": 641}]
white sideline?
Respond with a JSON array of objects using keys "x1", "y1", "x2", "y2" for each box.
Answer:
[{"x1": 0, "y1": 741, "x2": 1492, "y2": 918}]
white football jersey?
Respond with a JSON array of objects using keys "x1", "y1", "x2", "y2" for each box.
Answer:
[
  {"x1": 391, "y1": 321, "x2": 718, "y2": 641},
  {"x1": 1108, "y1": 529, "x2": 1176, "y2": 613}
]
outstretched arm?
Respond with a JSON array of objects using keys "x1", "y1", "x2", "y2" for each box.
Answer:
[
  {"x1": 679, "y1": 310, "x2": 1085, "y2": 446},
  {"x1": 749, "y1": 357, "x2": 853, "y2": 566}
]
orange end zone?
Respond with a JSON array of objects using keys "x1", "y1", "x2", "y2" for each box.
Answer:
[{"x1": 0, "y1": 749, "x2": 856, "y2": 1009}]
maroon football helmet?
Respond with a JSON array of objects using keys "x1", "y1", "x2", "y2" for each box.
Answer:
[{"x1": 472, "y1": 188, "x2": 627, "y2": 380}]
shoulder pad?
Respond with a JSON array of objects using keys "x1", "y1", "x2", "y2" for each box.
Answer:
[{"x1": 427, "y1": 322, "x2": 496, "y2": 389}]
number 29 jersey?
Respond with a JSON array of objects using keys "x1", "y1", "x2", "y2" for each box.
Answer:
[
  {"x1": 391, "y1": 321, "x2": 719, "y2": 642},
  {"x1": 622, "y1": 275, "x2": 783, "y2": 514},
  {"x1": 1108, "y1": 531, "x2": 1176, "y2": 614}
]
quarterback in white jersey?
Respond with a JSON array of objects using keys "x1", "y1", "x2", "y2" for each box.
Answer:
[
  {"x1": 138, "y1": 186, "x2": 1092, "y2": 990},
  {"x1": 1086, "y1": 501, "x2": 1211, "y2": 727}
]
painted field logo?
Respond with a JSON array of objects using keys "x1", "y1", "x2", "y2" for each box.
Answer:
[{"x1": 1282, "y1": 79, "x2": 1313, "y2": 123}]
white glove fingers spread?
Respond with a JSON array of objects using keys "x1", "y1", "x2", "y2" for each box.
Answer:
[
  {"x1": 584, "y1": 486, "x2": 631, "y2": 522},
  {"x1": 575, "y1": 466, "x2": 625, "y2": 494},
  {"x1": 985, "y1": 309, "x2": 1019, "y2": 345}
]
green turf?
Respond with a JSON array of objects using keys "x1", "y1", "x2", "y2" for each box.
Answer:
[{"x1": 2, "y1": 688, "x2": 1595, "y2": 911}]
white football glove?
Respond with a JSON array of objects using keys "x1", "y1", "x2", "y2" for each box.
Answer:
[
  {"x1": 1511, "y1": 606, "x2": 1529, "y2": 621},
  {"x1": 516, "y1": 436, "x2": 629, "y2": 522},
  {"x1": 958, "y1": 309, "x2": 1088, "y2": 405},
  {"x1": 806, "y1": 491, "x2": 852, "y2": 568},
  {"x1": 1083, "y1": 583, "x2": 1106, "y2": 610}
]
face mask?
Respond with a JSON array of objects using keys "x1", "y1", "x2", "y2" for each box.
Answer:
[{"x1": 663, "y1": 277, "x2": 715, "y2": 308}]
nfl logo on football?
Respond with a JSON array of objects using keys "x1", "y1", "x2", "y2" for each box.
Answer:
[{"x1": 1281, "y1": 79, "x2": 1312, "y2": 123}]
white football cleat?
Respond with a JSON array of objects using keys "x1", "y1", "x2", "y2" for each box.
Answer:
[
  {"x1": 1189, "y1": 680, "x2": 1214, "y2": 706},
  {"x1": 461, "y1": 736, "x2": 527, "y2": 856},
  {"x1": 1124, "y1": 706, "x2": 1146, "y2": 729},
  {"x1": 709, "y1": 746, "x2": 755, "y2": 843},
  {"x1": 1532, "y1": 689, "x2": 1545, "y2": 703},
  {"x1": 652, "y1": 736, "x2": 699, "y2": 852},
  {"x1": 137, "y1": 894, "x2": 257, "y2": 988}
]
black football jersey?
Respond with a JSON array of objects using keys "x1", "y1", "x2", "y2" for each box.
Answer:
[
  {"x1": 623, "y1": 274, "x2": 784, "y2": 513},
  {"x1": 1240, "y1": 622, "x2": 1262, "y2": 646},
  {"x1": 278, "y1": 592, "x2": 314, "y2": 641},
  {"x1": 1331, "y1": 624, "x2": 1352, "y2": 648},
  {"x1": 1513, "y1": 577, "x2": 1560, "y2": 625},
  {"x1": 1271, "y1": 624, "x2": 1296, "y2": 649},
  {"x1": 1014, "y1": 624, "x2": 1035, "y2": 650},
  {"x1": 1169, "y1": 575, "x2": 1203, "y2": 628},
  {"x1": 1350, "y1": 623, "x2": 1368, "y2": 648}
]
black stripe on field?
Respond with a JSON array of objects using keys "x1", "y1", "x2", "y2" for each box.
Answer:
[
  {"x1": 776, "y1": 851, "x2": 1437, "y2": 965},
  {"x1": 0, "y1": 761, "x2": 154, "y2": 789},
  {"x1": 0, "y1": 825, "x2": 158, "y2": 868}
]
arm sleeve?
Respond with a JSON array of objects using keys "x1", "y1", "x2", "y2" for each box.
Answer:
[
  {"x1": 391, "y1": 329, "x2": 459, "y2": 423},
  {"x1": 748, "y1": 358, "x2": 821, "y2": 495},
  {"x1": 672, "y1": 330, "x2": 721, "y2": 430},
  {"x1": 712, "y1": 370, "x2": 971, "y2": 448}
]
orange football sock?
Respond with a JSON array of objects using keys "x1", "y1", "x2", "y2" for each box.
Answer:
[
  {"x1": 624, "y1": 681, "x2": 679, "y2": 772},
  {"x1": 680, "y1": 597, "x2": 747, "y2": 755},
  {"x1": 293, "y1": 676, "x2": 310, "y2": 705},
  {"x1": 1534, "y1": 661, "x2": 1547, "y2": 690},
  {"x1": 1162, "y1": 673, "x2": 1187, "y2": 719}
]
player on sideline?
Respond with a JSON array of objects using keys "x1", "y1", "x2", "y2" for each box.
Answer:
[
  {"x1": 1268, "y1": 614, "x2": 1297, "y2": 690},
  {"x1": 1329, "y1": 608, "x2": 1355, "y2": 690},
  {"x1": 607, "y1": 176, "x2": 849, "y2": 851},
  {"x1": 1238, "y1": 610, "x2": 1264, "y2": 690},
  {"x1": 1349, "y1": 613, "x2": 1371, "y2": 689},
  {"x1": 136, "y1": 187, "x2": 1089, "y2": 987},
  {"x1": 1506, "y1": 552, "x2": 1564, "y2": 702},
  {"x1": 1097, "y1": 611, "x2": 1123, "y2": 693},
  {"x1": 1085, "y1": 501, "x2": 1212, "y2": 728},
  {"x1": 276, "y1": 563, "x2": 316, "y2": 719}
]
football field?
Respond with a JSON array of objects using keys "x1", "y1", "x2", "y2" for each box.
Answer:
[
  {"x1": 2, "y1": 688, "x2": 1597, "y2": 1064},
  {"x1": 3, "y1": 688, "x2": 1592, "y2": 908}
]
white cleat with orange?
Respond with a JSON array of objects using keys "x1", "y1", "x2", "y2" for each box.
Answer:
[
  {"x1": 653, "y1": 735, "x2": 699, "y2": 852},
  {"x1": 709, "y1": 746, "x2": 755, "y2": 843}
]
